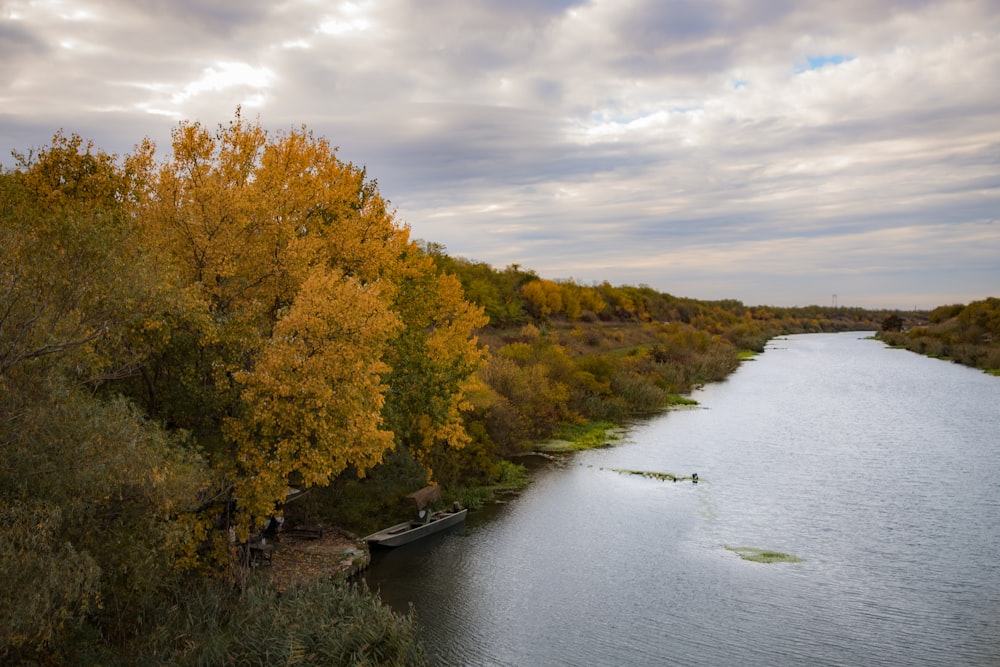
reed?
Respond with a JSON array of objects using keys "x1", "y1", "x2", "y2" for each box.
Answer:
[{"x1": 122, "y1": 578, "x2": 428, "y2": 666}]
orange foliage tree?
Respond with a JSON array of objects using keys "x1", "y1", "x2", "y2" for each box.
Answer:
[{"x1": 133, "y1": 113, "x2": 484, "y2": 531}]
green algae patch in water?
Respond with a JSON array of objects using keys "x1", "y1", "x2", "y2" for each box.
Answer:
[
  {"x1": 534, "y1": 438, "x2": 577, "y2": 453},
  {"x1": 610, "y1": 468, "x2": 701, "y2": 483},
  {"x1": 725, "y1": 546, "x2": 803, "y2": 564}
]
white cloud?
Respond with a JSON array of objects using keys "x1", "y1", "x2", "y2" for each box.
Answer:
[
  {"x1": 317, "y1": 1, "x2": 374, "y2": 36},
  {"x1": 168, "y1": 62, "x2": 275, "y2": 106}
]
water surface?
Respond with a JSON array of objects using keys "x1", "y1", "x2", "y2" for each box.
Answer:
[{"x1": 366, "y1": 333, "x2": 1000, "y2": 666}]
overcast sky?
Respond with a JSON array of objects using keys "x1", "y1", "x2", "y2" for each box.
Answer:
[{"x1": 2, "y1": 0, "x2": 998, "y2": 308}]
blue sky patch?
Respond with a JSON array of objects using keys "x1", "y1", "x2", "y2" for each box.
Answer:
[{"x1": 797, "y1": 54, "x2": 854, "y2": 73}]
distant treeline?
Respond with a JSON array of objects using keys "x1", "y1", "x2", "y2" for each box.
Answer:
[
  {"x1": 424, "y1": 240, "x2": 898, "y2": 334},
  {"x1": 0, "y1": 116, "x2": 935, "y2": 664}
]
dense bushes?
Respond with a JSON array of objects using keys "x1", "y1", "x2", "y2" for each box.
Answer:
[
  {"x1": 0, "y1": 375, "x2": 219, "y2": 661},
  {"x1": 879, "y1": 298, "x2": 1000, "y2": 373},
  {"x1": 460, "y1": 320, "x2": 746, "y2": 454},
  {"x1": 125, "y1": 579, "x2": 427, "y2": 667},
  {"x1": 4, "y1": 577, "x2": 427, "y2": 666}
]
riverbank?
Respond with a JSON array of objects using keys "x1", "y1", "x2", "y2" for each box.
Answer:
[
  {"x1": 265, "y1": 527, "x2": 369, "y2": 591},
  {"x1": 876, "y1": 297, "x2": 999, "y2": 374},
  {"x1": 271, "y1": 345, "x2": 742, "y2": 586}
]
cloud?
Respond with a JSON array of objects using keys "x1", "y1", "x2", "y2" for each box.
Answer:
[{"x1": 1, "y1": 0, "x2": 997, "y2": 308}]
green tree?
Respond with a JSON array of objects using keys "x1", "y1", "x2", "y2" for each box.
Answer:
[
  {"x1": 881, "y1": 314, "x2": 904, "y2": 332},
  {"x1": 1, "y1": 136, "x2": 214, "y2": 661},
  {"x1": 381, "y1": 246, "x2": 488, "y2": 477},
  {"x1": 0, "y1": 134, "x2": 171, "y2": 381}
]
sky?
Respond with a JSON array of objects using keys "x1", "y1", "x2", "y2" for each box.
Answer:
[{"x1": 2, "y1": 0, "x2": 998, "y2": 309}]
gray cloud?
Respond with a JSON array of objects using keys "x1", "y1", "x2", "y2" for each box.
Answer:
[{"x1": 1, "y1": 0, "x2": 997, "y2": 308}]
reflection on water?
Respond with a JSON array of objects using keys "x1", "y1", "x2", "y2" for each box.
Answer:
[{"x1": 365, "y1": 333, "x2": 1000, "y2": 666}]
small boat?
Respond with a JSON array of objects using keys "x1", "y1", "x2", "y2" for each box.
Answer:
[
  {"x1": 362, "y1": 485, "x2": 467, "y2": 548},
  {"x1": 363, "y1": 508, "x2": 467, "y2": 547}
]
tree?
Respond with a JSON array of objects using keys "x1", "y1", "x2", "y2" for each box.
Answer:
[
  {"x1": 881, "y1": 314, "x2": 904, "y2": 332},
  {"x1": 957, "y1": 298, "x2": 1000, "y2": 336},
  {"x1": 0, "y1": 134, "x2": 164, "y2": 380},
  {"x1": 224, "y1": 269, "x2": 400, "y2": 526},
  {"x1": 1, "y1": 136, "x2": 215, "y2": 661},
  {"x1": 134, "y1": 113, "x2": 486, "y2": 531},
  {"x1": 381, "y1": 247, "x2": 488, "y2": 476},
  {"x1": 522, "y1": 279, "x2": 563, "y2": 318}
]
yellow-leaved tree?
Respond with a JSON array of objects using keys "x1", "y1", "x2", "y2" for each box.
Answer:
[
  {"x1": 224, "y1": 269, "x2": 400, "y2": 526},
  {"x1": 382, "y1": 247, "x2": 488, "y2": 477},
  {"x1": 522, "y1": 278, "x2": 563, "y2": 319},
  {"x1": 133, "y1": 112, "x2": 484, "y2": 533}
]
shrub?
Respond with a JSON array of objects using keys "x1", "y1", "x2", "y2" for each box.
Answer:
[
  {"x1": 119, "y1": 577, "x2": 428, "y2": 667},
  {"x1": 610, "y1": 371, "x2": 667, "y2": 414}
]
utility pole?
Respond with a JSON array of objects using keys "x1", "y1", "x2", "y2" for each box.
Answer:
[{"x1": 832, "y1": 293, "x2": 838, "y2": 308}]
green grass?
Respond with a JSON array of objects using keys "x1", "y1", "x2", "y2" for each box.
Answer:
[
  {"x1": 535, "y1": 421, "x2": 624, "y2": 452},
  {"x1": 725, "y1": 546, "x2": 802, "y2": 564},
  {"x1": 737, "y1": 350, "x2": 758, "y2": 360},
  {"x1": 666, "y1": 394, "x2": 699, "y2": 406}
]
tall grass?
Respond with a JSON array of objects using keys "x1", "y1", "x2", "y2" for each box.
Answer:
[
  {"x1": 610, "y1": 371, "x2": 667, "y2": 414},
  {"x1": 120, "y1": 577, "x2": 428, "y2": 667}
]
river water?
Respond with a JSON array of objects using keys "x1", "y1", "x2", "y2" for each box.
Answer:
[{"x1": 364, "y1": 333, "x2": 1000, "y2": 666}]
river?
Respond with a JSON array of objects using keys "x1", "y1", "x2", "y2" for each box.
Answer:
[{"x1": 364, "y1": 332, "x2": 1000, "y2": 666}]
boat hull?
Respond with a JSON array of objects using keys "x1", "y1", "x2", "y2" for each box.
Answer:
[{"x1": 363, "y1": 509, "x2": 467, "y2": 547}]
